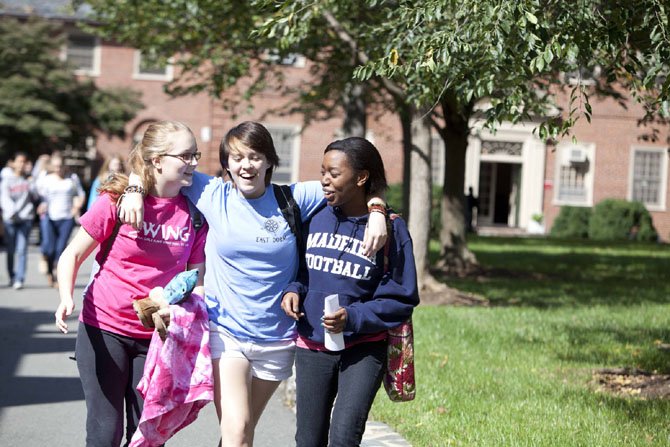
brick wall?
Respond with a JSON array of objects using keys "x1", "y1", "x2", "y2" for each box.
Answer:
[
  {"x1": 544, "y1": 90, "x2": 670, "y2": 241},
  {"x1": 88, "y1": 42, "x2": 217, "y2": 175},
  {"x1": 86, "y1": 37, "x2": 669, "y2": 241}
]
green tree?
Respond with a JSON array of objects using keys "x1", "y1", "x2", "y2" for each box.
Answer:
[
  {"x1": 0, "y1": 17, "x2": 143, "y2": 161},
  {"x1": 349, "y1": 0, "x2": 669, "y2": 270},
  {"x1": 80, "y1": 0, "x2": 669, "y2": 287},
  {"x1": 265, "y1": 0, "x2": 669, "y2": 275}
]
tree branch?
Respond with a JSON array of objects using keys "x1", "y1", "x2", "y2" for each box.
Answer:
[{"x1": 322, "y1": 9, "x2": 406, "y2": 101}]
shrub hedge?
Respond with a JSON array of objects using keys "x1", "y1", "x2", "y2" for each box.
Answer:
[
  {"x1": 550, "y1": 206, "x2": 592, "y2": 239},
  {"x1": 550, "y1": 199, "x2": 658, "y2": 241},
  {"x1": 588, "y1": 199, "x2": 658, "y2": 241}
]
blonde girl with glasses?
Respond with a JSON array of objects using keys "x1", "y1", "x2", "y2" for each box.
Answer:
[{"x1": 55, "y1": 120, "x2": 208, "y2": 446}]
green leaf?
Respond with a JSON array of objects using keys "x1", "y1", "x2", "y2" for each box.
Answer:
[{"x1": 525, "y1": 11, "x2": 538, "y2": 25}]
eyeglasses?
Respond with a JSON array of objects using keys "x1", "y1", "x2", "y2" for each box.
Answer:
[{"x1": 163, "y1": 152, "x2": 202, "y2": 163}]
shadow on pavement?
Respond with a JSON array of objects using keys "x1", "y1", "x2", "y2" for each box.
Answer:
[{"x1": 0, "y1": 306, "x2": 83, "y2": 408}]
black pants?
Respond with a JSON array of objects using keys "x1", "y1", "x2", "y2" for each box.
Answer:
[
  {"x1": 295, "y1": 341, "x2": 387, "y2": 447},
  {"x1": 76, "y1": 322, "x2": 151, "y2": 447}
]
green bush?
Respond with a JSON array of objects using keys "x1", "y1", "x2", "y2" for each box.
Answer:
[
  {"x1": 550, "y1": 206, "x2": 592, "y2": 238},
  {"x1": 588, "y1": 199, "x2": 658, "y2": 241},
  {"x1": 387, "y1": 183, "x2": 442, "y2": 238}
]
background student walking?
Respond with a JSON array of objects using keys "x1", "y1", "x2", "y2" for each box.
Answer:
[
  {"x1": 36, "y1": 153, "x2": 85, "y2": 287},
  {"x1": 87, "y1": 154, "x2": 125, "y2": 210},
  {"x1": 0, "y1": 152, "x2": 37, "y2": 290}
]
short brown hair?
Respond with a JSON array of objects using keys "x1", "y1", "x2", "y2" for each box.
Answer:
[{"x1": 219, "y1": 121, "x2": 279, "y2": 186}]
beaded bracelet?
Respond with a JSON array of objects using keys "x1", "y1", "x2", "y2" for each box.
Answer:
[
  {"x1": 368, "y1": 204, "x2": 388, "y2": 216},
  {"x1": 367, "y1": 199, "x2": 386, "y2": 208},
  {"x1": 124, "y1": 185, "x2": 146, "y2": 195}
]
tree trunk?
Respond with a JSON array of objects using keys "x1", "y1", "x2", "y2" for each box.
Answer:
[
  {"x1": 438, "y1": 103, "x2": 477, "y2": 272},
  {"x1": 341, "y1": 82, "x2": 366, "y2": 137},
  {"x1": 398, "y1": 103, "x2": 412, "y2": 219},
  {"x1": 408, "y1": 106, "x2": 432, "y2": 290}
]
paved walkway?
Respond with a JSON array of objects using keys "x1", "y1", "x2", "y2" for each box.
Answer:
[{"x1": 0, "y1": 244, "x2": 410, "y2": 446}]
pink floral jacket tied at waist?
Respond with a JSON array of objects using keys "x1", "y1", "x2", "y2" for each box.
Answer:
[{"x1": 129, "y1": 293, "x2": 213, "y2": 447}]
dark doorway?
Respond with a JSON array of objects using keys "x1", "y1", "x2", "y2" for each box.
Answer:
[{"x1": 493, "y1": 164, "x2": 512, "y2": 224}]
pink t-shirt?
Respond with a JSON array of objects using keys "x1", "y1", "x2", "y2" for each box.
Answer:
[{"x1": 79, "y1": 193, "x2": 208, "y2": 339}]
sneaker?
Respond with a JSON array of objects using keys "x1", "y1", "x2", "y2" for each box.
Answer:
[{"x1": 12, "y1": 281, "x2": 23, "y2": 290}]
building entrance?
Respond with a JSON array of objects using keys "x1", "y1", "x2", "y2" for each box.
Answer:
[{"x1": 477, "y1": 161, "x2": 521, "y2": 226}]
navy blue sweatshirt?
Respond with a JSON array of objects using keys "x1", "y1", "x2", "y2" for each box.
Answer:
[{"x1": 284, "y1": 205, "x2": 419, "y2": 347}]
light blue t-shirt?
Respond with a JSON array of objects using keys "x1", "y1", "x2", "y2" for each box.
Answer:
[{"x1": 183, "y1": 172, "x2": 324, "y2": 342}]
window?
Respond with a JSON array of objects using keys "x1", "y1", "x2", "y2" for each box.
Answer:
[
  {"x1": 630, "y1": 147, "x2": 668, "y2": 210},
  {"x1": 133, "y1": 51, "x2": 174, "y2": 81},
  {"x1": 265, "y1": 125, "x2": 300, "y2": 183},
  {"x1": 264, "y1": 50, "x2": 306, "y2": 68},
  {"x1": 554, "y1": 143, "x2": 595, "y2": 206},
  {"x1": 564, "y1": 66, "x2": 602, "y2": 86},
  {"x1": 65, "y1": 33, "x2": 100, "y2": 75}
]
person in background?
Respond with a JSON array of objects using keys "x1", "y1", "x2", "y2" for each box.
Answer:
[
  {"x1": 118, "y1": 121, "x2": 389, "y2": 447},
  {"x1": 36, "y1": 153, "x2": 85, "y2": 287},
  {"x1": 0, "y1": 159, "x2": 14, "y2": 247},
  {"x1": 87, "y1": 154, "x2": 125, "y2": 211},
  {"x1": 281, "y1": 137, "x2": 419, "y2": 447},
  {"x1": 31, "y1": 154, "x2": 52, "y2": 275},
  {"x1": 0, "y1": 152, "x2": 37, "y2": 290},
  {"x1": 465, "y1": 186, "x2": 479, "y2": 233},
  {"x1": 55, "y1": 120, "x2": 208, "y2": 446}
]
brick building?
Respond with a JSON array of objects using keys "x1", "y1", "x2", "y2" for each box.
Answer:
[{"x1": 3, "y1": 1, "x2": 669, "y2": 240}]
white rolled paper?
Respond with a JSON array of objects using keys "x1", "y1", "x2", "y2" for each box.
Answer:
[{"x1": 323, "y1": 294, "x2": 345, "y2": 351}]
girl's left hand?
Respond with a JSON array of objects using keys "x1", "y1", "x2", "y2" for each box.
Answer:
[
  {"x1": 363, "y1": 211, "x2": 387, "y2": 257},
  {"x1": 322, "y1": 308, "x2": 347, "y2": 334}
]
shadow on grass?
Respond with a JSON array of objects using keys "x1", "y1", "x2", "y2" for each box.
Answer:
[
  {"x1": 568, "y1": 385, "x2": 670, "y2": 434},
  {"x1": 553, "y1": 322, "x2": 670, "y2": 373},
  {"x1": 441, "y1": 236, "x2": 670, "y2": 308}
]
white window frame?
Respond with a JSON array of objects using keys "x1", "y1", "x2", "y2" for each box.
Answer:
[
  {"x1": 263, "y1": 50, "x2": 306, "y2": 68},
  {"x1": 264, "y1": 124, "x2": 301, "y2": 184},
  {"x1": 63, "y1": 32, "x2": 101, "y2": 77},
  {"x1": 553, "y1": 142, "x2": 596, "y2": 206},
  {"x1": 628, "y1": 146, "x2": 668, "y2": 211},
  {"x1": 564, "y1": 65, "x2": 601, "y2": 86},
  {"x1": 132, "y1": 50, "x2": 174, "y2": 81}
]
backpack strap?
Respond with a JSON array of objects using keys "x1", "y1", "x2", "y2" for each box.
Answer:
[
  {"x1": 186, "y1": 198, "x2": 204, "y2": 230},
  {"x1": 273, "y1": 184, "x2": 312, "y2": 278},
  {"x1": 273, "y1": 184, "x2": 302, "y2": 246}
]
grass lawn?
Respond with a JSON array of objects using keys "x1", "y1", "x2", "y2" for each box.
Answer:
[{"x1": 370, "y1": 236, "x2": 670, "y2": 446}]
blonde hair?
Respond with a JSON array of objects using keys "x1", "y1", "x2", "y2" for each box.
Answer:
[
  {"x1": 96, "y1": 154, "x2": 125, "y2": 183},
  {"x1": 47, "y1": 151, "x2": 64, "y2": 175},
  {"x1": 100, "y1": 120, "x2": 194, "y2": 200}
]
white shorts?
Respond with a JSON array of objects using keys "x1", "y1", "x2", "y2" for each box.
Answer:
[{"x1": 209, "y1": 322, "x2": 296, "y2": 381}]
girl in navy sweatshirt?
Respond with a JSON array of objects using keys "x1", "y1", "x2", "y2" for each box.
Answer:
[{"x1": 281, "y1": 137, "x2": 419, "y2": 447}]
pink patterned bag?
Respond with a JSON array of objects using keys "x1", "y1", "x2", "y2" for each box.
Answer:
[
  {"x1": 383, "y1": 318, "x2": 416, "y2": 402},
  {"x1": 381, "y1": 212, "x2": 416, "y2": 402}
]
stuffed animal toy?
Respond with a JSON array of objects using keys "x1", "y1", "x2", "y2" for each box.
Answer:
[{"x1": 133, "y1": 269, "x2": 199, "y2": 340}]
